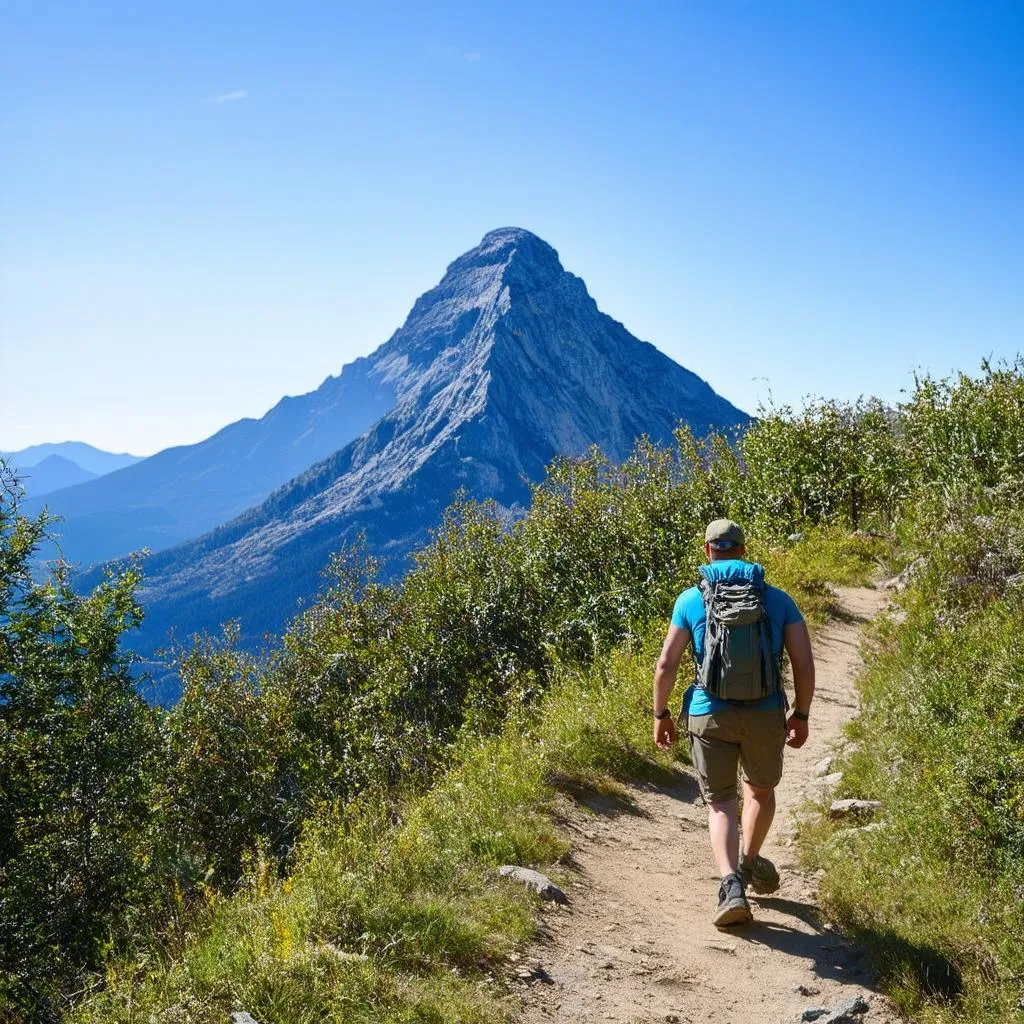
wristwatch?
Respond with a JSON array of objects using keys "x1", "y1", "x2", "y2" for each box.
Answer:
[
  {"x1": 653, "y1": 708, "x2": 672, "y2": 720},
  {"x1": 791, "y1": 710, "x2": 810, "y2": 721}
]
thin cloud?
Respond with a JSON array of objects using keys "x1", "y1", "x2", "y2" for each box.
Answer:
[
  {"x1": 206, "y1": 90, "x2": 248, "y2": 103},
  {"x1": 463, "y1": 51, "x2": 481, "y2": 62}
]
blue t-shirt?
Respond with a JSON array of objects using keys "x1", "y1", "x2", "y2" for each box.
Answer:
[{"x1": 670, "y1": 560, "x2": 804, "y2": 716}]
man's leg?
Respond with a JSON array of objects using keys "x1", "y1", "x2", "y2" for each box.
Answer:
[
  {"x1": 708, "y1": 797, "x2": 740, "y2": 875},
  {"x1": 740, "y1": 779, "x2": 776, "y2": 860},
  {"x1": 737, "y1": 709, "x2": 787, "y2": 894},
  {"x1": 690, "y1": 713, "x2": 752, "y2": 926},
  {"x1": 689, "y1": 716, "x2": 741, "y2": 875}
]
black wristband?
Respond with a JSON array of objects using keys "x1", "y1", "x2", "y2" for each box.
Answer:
[
  {"x1": 791, "y1": 710, "x2": 810, "y2": 721},
  {"x1": 653, "y1": 708, "x2": 672, "y2": 720}
]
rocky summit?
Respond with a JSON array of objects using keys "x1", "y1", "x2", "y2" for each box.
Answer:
[{"x1": 126, "y1": 228, "x2": 748, "y2": 666}]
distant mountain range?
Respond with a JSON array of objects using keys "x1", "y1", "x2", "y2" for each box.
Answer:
[
  {"x1": 15, "y1": 455, "x2": 98, "y2": 494},
  {"x1": 1, "y1": 442, "x2": 142, "y2": 498},
  {"x1": 90, "y1": 227, "x2": 749, "y2": 668},
  {"x1": 23, "y1": 356, "x2": 399, "y2": 567}
]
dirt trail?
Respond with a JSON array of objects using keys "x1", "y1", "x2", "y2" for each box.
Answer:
[{"x1": 516, "y1": 586, "x2": 899, "y2": 1024}]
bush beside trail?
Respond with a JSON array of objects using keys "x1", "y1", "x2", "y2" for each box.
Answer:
[
  {"x1": 802, "y1": 488, "x2": 1024, "y2": 1023},
  {"x1": 795, "y1": 361, "x2": 1024, "y2": 1023}
]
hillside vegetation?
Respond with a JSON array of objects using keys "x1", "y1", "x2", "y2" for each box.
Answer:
[
  {"x1": 799, "y1": 369, "x2": 1024, "y2": 1022},
  {"x1": 2, "y1": 361, "x2": 1022, "y2": 1023}
]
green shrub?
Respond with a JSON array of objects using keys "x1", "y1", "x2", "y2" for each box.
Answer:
[
  {"x1": 70, "y1": 645, "x2": 668, "y2": 1023},
  {"x1": 0, "y1": 473, "x2": 161, "y2": 1021},
  {"x1": 11, "y1": 362, "x2": 1024, "y2": 1022},
  {"x1": 801, "y1": 483, "x2": 1024, "y2": 1021},
  {"x1": 161, "y1": 626, "x2": 296, "y2": 886}
]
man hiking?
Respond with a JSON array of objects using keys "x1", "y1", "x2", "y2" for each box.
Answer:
[{"x1": 652, "y1": 519, "x2": 815, "y2": 927}]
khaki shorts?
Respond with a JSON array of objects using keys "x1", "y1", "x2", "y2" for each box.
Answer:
[{"x1": 688, "y1": 706, "x2": 787, "y2": 805}]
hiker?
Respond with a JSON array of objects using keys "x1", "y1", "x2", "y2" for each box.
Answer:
[{"x1": 652, "y1": 519, "x2": 815, "y2": 927}]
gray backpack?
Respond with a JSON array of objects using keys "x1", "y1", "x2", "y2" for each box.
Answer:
[{"x1": 696, "y1": 565, "x2": 780, "y2": 702}]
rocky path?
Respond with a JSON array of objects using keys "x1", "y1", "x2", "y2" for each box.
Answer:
[{"x1": 515, "y1": 586, "x2": 899, "y2": 1024}]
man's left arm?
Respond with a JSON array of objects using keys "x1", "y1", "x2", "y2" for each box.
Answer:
[{"x1": 783, "y1": 618, "x2": 815, "y2": 748}]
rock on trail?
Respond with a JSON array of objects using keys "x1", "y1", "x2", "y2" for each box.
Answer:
[
  {"x1": 829, "y1": 799, "x2": 883, "y2": 819},
  {"x1": 515, "y1": 586, "x2": 900, "y2": 1024},
  {"x1": 500, "y1": 866, "x2": 570, "y2": 903}
]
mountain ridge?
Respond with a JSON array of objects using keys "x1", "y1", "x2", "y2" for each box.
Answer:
[
  {"x1": 1, "y1": 442, "x2": 141, "y2": 477},
  {"x1": 24, "y1": 346, "x2": 401, "y2": 566},
  {"x1": 27, "y1": 230, "x2": 548, "y2": 566},
  {"x1": 8, "y1": 454, "x2": 99, "y2": 497}
]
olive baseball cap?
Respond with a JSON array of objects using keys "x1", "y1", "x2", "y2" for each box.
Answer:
[{"x1": 705, "y1": 518, "x2": 745, "y2": 549}]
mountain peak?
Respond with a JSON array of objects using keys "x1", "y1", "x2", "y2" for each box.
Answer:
[
  {"x1": 479, "y1": 225, "x2": 541, "y2": 245},
  {"x1": 392, "y1": 228, "x2": 568, "y2": 362},
  {"x1": 442, "y1": 227, "x2": 563, "y2": 282},
  {"x1": 68, "y1": 229, "x2": 749, "y2": 669},
  {"x1": 477, "y1": 226, "x2": 553, "y2": 257}
]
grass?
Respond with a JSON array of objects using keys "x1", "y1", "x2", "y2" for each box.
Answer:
[
  {"x1": 798, "y1": 587, "x2": 1024, "y2": 1022},
  {"x1": 755, "y1": 525, "x2": 886, "y2": 624},
  {"x1": 70, "y1": 528, "x2": 882, "y2": 1023},
  {"x1": 71, "y1": 641, "x2": 677, "y2": 1024}
]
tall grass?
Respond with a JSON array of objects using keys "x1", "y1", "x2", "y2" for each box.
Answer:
[
  {"x1": 71, "y1": 530, "x2": 877, "y2": 1023},
  {"x1": 70, "y1": 642, "x2": 674, "y2": 1023},
  {"x1": 800, "y1": 498, "x2": 1024, "y2": 1022},
  {"x1": 9, "y1": 361, "x2": 1024, "y2": 1021}
]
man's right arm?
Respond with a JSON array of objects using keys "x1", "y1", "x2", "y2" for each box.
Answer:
[{"x1": 653, "y1": 624, "x2": 691, "y2": 749}]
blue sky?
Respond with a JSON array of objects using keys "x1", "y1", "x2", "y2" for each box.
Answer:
[{"x1": 2, "y1": 0, "x2": 1021, "y2": 454}]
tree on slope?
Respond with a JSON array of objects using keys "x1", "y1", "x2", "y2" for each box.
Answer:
[{"x1": 0, "y1": 465, "x2": 160, "y2": 1022}]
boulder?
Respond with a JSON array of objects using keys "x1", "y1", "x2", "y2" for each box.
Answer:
[
  {"x1": 498, "y1": 866, "x2": 568, "y2": 903},
  {"x1": 823, "y1": 995, "x2": 870, "y2": 1022},
  {"x1": 829, "y1": 799, "x2": 882, "y2": 819},
  {"x1": 808, "y1": 772, "x2": 844, "y2": 797},
  {"x1": 882, "y1": 558, "x2": 924, "y2": 593}
]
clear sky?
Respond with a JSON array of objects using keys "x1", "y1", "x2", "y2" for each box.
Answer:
[{"x1": 2, "y1": 1, "x2": 1021, "y2": 455}]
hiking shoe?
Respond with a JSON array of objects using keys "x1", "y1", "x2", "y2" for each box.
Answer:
[
  {"x1": 739, "y1": 852, "x2": 780, "y2": 895},
  {"x1": 713, "y1": 872, "x2": 752, "y2": 928}
]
